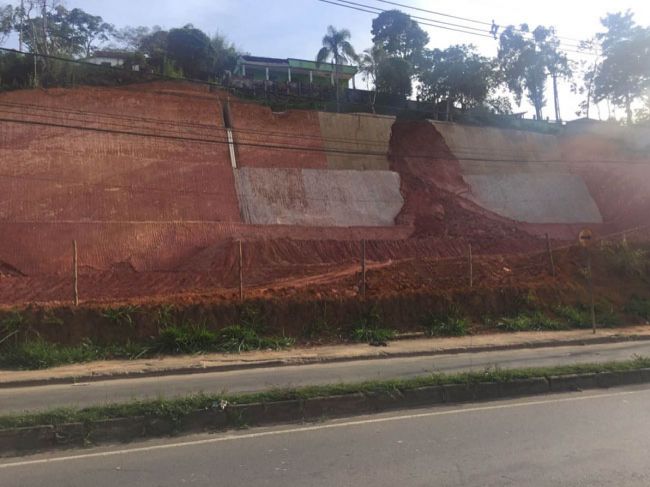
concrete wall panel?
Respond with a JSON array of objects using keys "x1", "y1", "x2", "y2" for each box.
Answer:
[
  {"x1": 318, "y1": 112, "x2": 394, "y2": 170},
  {"x1": 235, "y1": 168, "x2": 403, "y2": 226}
]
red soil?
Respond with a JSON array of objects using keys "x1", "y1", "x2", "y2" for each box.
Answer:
[
  {"x1": 228, "y1": 99, "x2": 327, "y2": 169},
  {"x1": 0, "y1": 82, "x2": 647, "y2": 307}
]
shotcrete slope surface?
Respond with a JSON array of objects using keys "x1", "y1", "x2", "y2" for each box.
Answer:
[
  {"x1": 234, "y1": 167, "x2": 403, "y2": 226},
  {"x1": 431, "y1": 122, "x2": 603, "y2": 224}
]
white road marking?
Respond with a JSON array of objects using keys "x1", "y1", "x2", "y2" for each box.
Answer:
[{"x1": 1, "y1": 387, "x2": 648, "y2": 469}]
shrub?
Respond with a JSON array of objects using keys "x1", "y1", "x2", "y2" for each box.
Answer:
[
  {"x1": 625, "y1": 297, "x2": 650, "y2": 322},
  {"x1": 603, "y1": 242, "x2": 648, "y2": 278},
  {"x1": 349, "y1": 306, "x2": 395, "y2": 345},
  {"x1": 423, "y1": 304, "x2": 468, "y2": 337}
]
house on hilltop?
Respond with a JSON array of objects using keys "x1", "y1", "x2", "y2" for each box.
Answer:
[
  {"x1": 233, "y1": 55, "x2": 357, "y2": 89},
  {"x1": 85, "y1": 50, "x2": 141, "y2": 71}
]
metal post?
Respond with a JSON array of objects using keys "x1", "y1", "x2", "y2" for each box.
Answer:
[
  {"x1": 469, "y1": 244, "x2": 473, "y2": 288},
  {"x1": 238, "y1": 240, "x2": 243, "y2": 302},
  {"x1": 546, "y1": 233, "x2": 556, "y2": 277},
  {"x1": 73, "y1": 240, "x2": 79, "y2": 306},
  {"x1": 586, "y1": 247, "x2": 596, "y2": 334},
  {"x1": 361, "y1": 239, "x2": 366, "y2": 299}
]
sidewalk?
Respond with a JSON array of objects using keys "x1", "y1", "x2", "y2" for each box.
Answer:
[{"x1": 2, "y1": 325, "x2": 650, "y2": 388}]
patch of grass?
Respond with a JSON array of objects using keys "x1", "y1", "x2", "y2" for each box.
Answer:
[
  {"x1": 0, "y1": 319, "x2": 294, "y2": 370},
  {"x1": 349, "y1": 306, "x2": 395, "y2": 345},
  {"x1": 554, "y1": 305, "x2": 590, "y2": 328},
  {"x1": 496, "y1": 311, "x2": 566, "y2": 332},
  {"x1": 0, "y1": 339, "x2": 144, "y2": 370},
  {"x1": 154, "y1": 323, "x2": 218, "y2": 354},
  {"x1": 101, "y1": 306, "x2": 140, "y2": 327},
  {"x1": 2, "y1": 356, "x2": 650, "y2": 430},
  {"x1": 552, "y1": 304, "x2": 623, "y2": 329},
  {"x1": 152, "y1": 321, "x2": 294, "y2": 355},
  {"x1": 423, "y1": 304, "x2": 468, "y2": 337}
]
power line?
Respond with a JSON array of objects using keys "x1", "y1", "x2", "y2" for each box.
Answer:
[
  {"x1": 334, "y1": 0, "x2": 491, "y2": 34},
  {"x1": 318, "y1": 0, "x2": 493, "y2": 38},
  {"x1": 371, "y1": 0, "x2": 589, "y2": 46},
  {"x1": 2, "y1": 112, "x2": 649, "y2": 167},
  {"x1": 319, "y1": 0, "x2": 597, "y2": 56}
]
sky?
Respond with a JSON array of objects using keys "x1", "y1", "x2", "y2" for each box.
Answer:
[{"x1": 5, "y1": 0, "x2": 650, "y2": 119}]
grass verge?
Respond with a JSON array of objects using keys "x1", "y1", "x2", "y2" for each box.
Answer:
[{"x1": 1, "y1": 356, "x2": 649, "y2": 431}]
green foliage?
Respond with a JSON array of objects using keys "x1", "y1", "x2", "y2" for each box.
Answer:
[
  {"x1": 497, "y1": 24, "x2": 570, "y2": 120},
  {"x1": 595, "y1": 11, "x2": 650, "y2": 124},
  {"x1": 423, "y1": 304, "x2": 468, "y2": 337},
  {"x1": 371, "y1": 10, "x2": 429, "y2": 64},
  {"x1": 496, "y1": 311, "x2": 566, "y2": 332},
  {"x1": 603, "y1": 241, "x2": 648, "y2": 278},
  {"x1": 101, "y1": 305, "x2": 140, "y2": 327},
  {"x1": 554, "y1": 305, "x2": 590, "y2": 328},
  {"x1": 166, "y1": 24, "x2": 214, "y2": 79},
  {"x1": 0, "y1": 339, "x2": 143, "y2": 370},
  {"x1": 154, "y1": 323, "x2": 218, "y2": 354},
  {"x1": 418, "y1": 44, "x2": 499, "y2": 120},
  {"x1": 302, "y1": 304, "x2": 334, "y2": 341},
  {"x1": 349, "y1": 306, "x2": 395, "y2": 344},
  {"x1": 376, "y1": 56, "x2": 412, "y2": 100},
  {"x1": 625, "y1": 297, "x2": 650, "y2": 322}
]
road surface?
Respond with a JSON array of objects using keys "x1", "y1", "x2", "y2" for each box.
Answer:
[
  {"x1": 2, "y1": 340, "x2": 650, "y2": 413},
  {"x1": 2, "y1": 384, "x2": 650, "y2": 486}
]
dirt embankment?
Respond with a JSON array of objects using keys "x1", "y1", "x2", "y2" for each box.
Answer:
[{"x1": 388, "y1": 121, "x2": 545, "y2": 251}]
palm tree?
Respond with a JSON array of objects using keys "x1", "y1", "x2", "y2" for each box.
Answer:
[
  {"x1": 358, "y1": 46, "x2": 384, "y2": 113},
  {"x1": 316, "y1": 26, "x2": 357, "y2": 112}
]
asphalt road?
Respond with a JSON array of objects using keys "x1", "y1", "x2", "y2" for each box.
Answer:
[
  {"x1": 2, "y1": 384, "x2": 650, "y2": 486},
  {"x1": 3, "y1": 340, "x2": 650, "y2": 414}
]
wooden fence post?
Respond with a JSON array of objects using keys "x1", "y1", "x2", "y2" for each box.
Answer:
[
  {"x1": 361, "y1": 239, "x2": 366, "y2": 299},
  {"x1": 72, "y1": 240, "x2": 79, "y2": 306},
  {"x1": 469, "y1": 244, "x2": 473, "y2": 288},
  {"x1": 546, "y1": 233, "x2": 556, "y2": 277},
  {"x1": 238, "y1": 240, "x2": 243, "y2": 302}
]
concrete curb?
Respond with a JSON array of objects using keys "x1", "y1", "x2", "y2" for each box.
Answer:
[
  {"x1": 1, "y1": 367, "x2": 650, "y2": 458},
  {"x1": 3, "y1": 333, "x2": 650, "y2": 390}
]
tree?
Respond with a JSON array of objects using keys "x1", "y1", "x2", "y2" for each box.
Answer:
[
  {"x1": 594, "y1": 11, "x2": 650, "y2": 124},
  {"x1": 376, "y1": 56, "x2": 412, "y2": 101},
  {"x1": 371, "y1": 9, "x2": 428, "y2": 66},
  {"x1": 498, "y1": 24, "x2": 548, "y2": 120},
  {"x1": 0, "y1": 4, "x2": 13, "y2": 46},
  {"x1": 534, "y1": 26, "x2": 571, "y2": 121},
  {"x1": 165, "y1": 24, "x2": 213, "y2": 79},
  {"x1": 19, "y1": 3, "x2": 113, "y2": 58},
  {"x1": 316, "y1": 25, "x2": 357, "y2": 112},
  {"x1": 572, "y1": 38, "x2": 601, "y2": 119},
  {"x1": 67, "y1": 8, "x2": 114, "y2": 57},
  {"x1": 210, "y1": 32, "x2": 238, "y2": 77},
  {"x1": 418, "y1": 44, "x2": 498, "y2": 121},
  {"x1": 358, "y1": 45, "x2": 384, "y2": 112},
  {"x1": 113, "y1": 25, "x2": 153, "y2": 51}
]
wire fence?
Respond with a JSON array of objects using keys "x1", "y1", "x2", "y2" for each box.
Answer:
[{"x1": 0, "y1": 223, "x2": 646, "y2": 308}]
